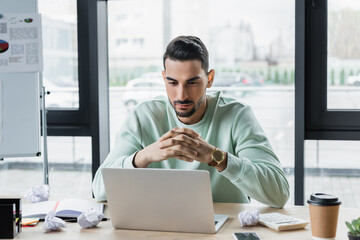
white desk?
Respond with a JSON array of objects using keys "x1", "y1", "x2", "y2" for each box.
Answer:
[{"x1": 14, "y1": 203, "x2": 360, "y2": 239}]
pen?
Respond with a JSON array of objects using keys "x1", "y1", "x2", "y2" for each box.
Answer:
[{"x1": 64, "y1": 217, "x2": 109, "y2": 223}]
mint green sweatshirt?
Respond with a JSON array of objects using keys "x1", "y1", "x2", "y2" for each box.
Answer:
[{"x1": 92, "y1": 91, "x2": 289, "y2": 208}]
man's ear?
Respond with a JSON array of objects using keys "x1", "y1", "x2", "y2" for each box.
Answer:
[
  {"x1": 162, "y1": 70, "x2": 166, "y2": 82},
  {"x1": 207, "y1": 69, "x2": 215, "y2": 88}
]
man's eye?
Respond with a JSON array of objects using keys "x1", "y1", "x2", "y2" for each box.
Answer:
[
  {"x1": 188, "y1": 81, "x2": 197, "y2": 85},
  {"x1": 168, "y1": 81, "x2": 177, "y2": 85}
]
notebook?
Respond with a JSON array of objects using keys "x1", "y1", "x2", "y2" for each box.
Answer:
[
  {"x1": 22, "y1": 198, "x2": 104, "y2": 220},
  {"x1": 102, "y1": 168, "x2": 228, "y2": 234}
]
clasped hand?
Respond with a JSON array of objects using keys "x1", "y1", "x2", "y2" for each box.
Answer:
[{"x1": 134, "y1": 127, "x2": 215, "y2": 168}]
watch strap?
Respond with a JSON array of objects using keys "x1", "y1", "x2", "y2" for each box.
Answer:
[{"x1": 208, "y1": 159, "x2": 219, "y2": 167}]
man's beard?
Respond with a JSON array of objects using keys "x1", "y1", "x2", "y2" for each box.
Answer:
[{"x1": 171, "y1": 93, "x2": 206, "y2": 118}]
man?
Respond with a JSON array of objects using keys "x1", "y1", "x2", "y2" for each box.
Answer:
[{"x1": 93, "y1": 36, "x2": 289, "y2": 208}]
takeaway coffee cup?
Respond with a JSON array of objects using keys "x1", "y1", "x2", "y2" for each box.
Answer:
[{"x1": 308, "y1": 193, "x2": 341, "y2": 240}]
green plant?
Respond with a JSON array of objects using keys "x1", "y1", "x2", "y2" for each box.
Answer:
[
  {"x1": 340, "y1": 68, "x2": 346, "y2": 85},
  {"x1": 274, "y1": 69, "x2": 280, "y2": 84},
  {"x1": 346, "y1": 217, "x2": 360, "y2": 236},
  {"x1": 282, "y1": 69, "x2": 289, "y2": 85},
  {"x1": 266, "y1": 68, "x2": 272, "y2": 82},
  {"x1": 330, "y1": 69, "x2": 335, "y2": 86},
  {"x1": 290, "y1": 69, "x2": 294, "y2": 85}
]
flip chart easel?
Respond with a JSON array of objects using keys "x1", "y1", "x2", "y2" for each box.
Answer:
[{"x1": 0, "y1": 5, "x2": 49, "y2": 185}]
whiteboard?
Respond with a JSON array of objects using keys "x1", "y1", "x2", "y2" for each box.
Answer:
[
  {"x1": 0, "y1": 0, "x2": 41, "y2": 158},
  {"x1": 0, "y1": 75, "x2": 41, "y2": 157}
]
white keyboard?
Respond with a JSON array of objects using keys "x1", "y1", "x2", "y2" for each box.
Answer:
[{"x1": 259, "y1": 212, "x2": 309, "y2": 231}]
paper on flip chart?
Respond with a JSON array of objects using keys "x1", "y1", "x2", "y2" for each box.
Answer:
[{"x1": 0, "y1": 13, "x2": 43, "y2": 73}]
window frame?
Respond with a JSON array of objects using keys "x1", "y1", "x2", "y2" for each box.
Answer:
[
  {"x1": 304, "y1": 0, "x2": 360, "y2": 140},
  {"x1": 295, "y1": 0, "x2": 360, "y2": 205},
  {"x1": 45, "y1": 0, "x2": 91, "y2": 136},
  {"x1": 46, "y1": 0, "x2": 110, "y2": 179}
]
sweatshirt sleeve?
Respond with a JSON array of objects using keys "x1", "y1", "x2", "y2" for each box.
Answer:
[
  {"x1": 92, "y1": 110, "x2": 143, "y2": 201},
  {"x1": 220, "y1": 106, "x2": 290, "y2": 208}
]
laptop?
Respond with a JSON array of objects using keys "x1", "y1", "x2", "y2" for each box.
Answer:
[{"x1": 102, "y1": 168, "x2": 228, "y2": 233}]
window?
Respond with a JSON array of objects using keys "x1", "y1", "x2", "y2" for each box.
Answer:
[
  {"x1": 108, "y1": 0, "x2": 295, "y2": 205},
  {"x1": 296, "y1": 0, "x2": 360, "y2": 206},
  {"x1": 327, "y1": 1, "x2": 360, "y2": 109},
  {"x1": 304, "y1": 140, "x2": 360, "y2": 208},
  {"x1": 0, "y1": 137, "x2": 92, "y2": 199},
  {"x1": 303, "y1": 0, "x2": 360, "y2": 139},
  {"x1": 41, "y1": 0, "x2": 98, "y2": 137},
  {"x1": 39, "y1": 0, "x2": 79, "y2": 109},
  {"x1": 0, "y1": 0, "x2": 106, "y2": 200}
]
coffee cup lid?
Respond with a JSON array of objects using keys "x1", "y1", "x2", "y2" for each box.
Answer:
[{"x1": 307, "y1": 193, "x2": 341, "y2": 206}]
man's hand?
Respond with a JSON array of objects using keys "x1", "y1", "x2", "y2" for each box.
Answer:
[
  {"x1": 163, "y1": 128, "x2": 228, "y2": 171},
  {"x1": 133, "y1": 127, "x2": 227, "y2": 171},
  {"x1": 133, "y1": 127, "x2": 200, "y2": 168}
]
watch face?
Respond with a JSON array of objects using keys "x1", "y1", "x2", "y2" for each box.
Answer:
[{"x1": 213, "y1": 150, "x2": 223, "y2": 162}]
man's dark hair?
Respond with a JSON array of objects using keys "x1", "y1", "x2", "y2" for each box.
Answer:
[{"x1": 163, "y1": 36, "x2": 209, "y2": 73}]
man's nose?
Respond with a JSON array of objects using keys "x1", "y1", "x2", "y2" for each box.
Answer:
[{"x1": 176, "y1": 85, "x2": 188, "y2": 101}]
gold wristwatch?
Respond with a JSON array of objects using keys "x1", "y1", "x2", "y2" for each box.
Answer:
[{"x1": 208, "y1": 147, "x2": 226, "y2": 167}]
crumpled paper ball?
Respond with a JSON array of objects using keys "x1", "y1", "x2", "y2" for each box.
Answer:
[
  {"x1": 43, "y1": 210, "x2": 66, "y2": 231},
  {"x1": 23, "y1": 185, "x2": 50, "y2": 203},
  {"x1": 237, "y1": 210, "x2": 260, "y2": 227},
  {"x1": 77, "y1": 208, "x2": 104, "y2": 228}
]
